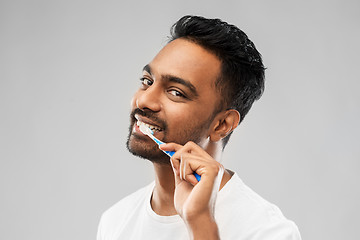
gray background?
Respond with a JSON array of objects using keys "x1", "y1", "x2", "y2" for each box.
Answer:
[{"x1": 1, "y1": 0, "x2": 359, "y2": 239}]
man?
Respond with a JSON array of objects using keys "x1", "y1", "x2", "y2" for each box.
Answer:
[{"x1": 97, "y1": 15, "x2": 301, "y2": 239}]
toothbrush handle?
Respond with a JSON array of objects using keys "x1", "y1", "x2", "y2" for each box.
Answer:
[
  {"x1": 150, "y1": 135, "x2": 201, "y2": 182},
  {"x1": 193, "y1": 172, "x2": 202, "y2": 182},
  {"x1": 165, "y1": 150, "x2": 201, "y2": 182}
]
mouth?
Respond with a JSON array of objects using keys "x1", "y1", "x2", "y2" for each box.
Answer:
[{"x1": 134, "y1": 115, "x2": 163, "y2": 133}]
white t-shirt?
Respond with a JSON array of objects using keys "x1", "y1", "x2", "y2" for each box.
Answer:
[{"x1": 97, "y1": 173, "x2": 301, "y2": 240}]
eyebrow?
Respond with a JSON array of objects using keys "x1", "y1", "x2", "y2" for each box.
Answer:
[{"x1": 142, "y1": 64, "x2": 199, "y2": 97}]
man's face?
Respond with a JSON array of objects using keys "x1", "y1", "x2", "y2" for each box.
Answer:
[{"x1": 127, "y1": 38, "x2": 222, "y2": 164}]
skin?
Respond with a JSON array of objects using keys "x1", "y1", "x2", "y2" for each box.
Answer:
[{"x1": 127, "y1": 38, "x2": 240, "y2": 239}]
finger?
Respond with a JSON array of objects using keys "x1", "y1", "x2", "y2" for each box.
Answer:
[
  {"x1": 185, "y1": 172, "x2": 199, "y2": 186},
  {"x1": 180, "y1": 154, "x2": 185, "y2": 181},
  {"x1": 170, "y1": 158, "x2": 181, "y2": 184},
  {"x1": 180, "y1": 153, "x2": 203, "y2": 185},
  {"x1": 181, "y1": 141, "x2": 205, "y2": 154},
  {"x1": 173, "y1": 141, "x2": 213, "y2": 164},
  {"x1": 179, "y1": 154, "x2": 192, "y2": 182},
  {"x1": 169, "y1": 143, "x2": 198, "y2": 166},
  {"x1": 170, "y1": 157, "x2": 180, "y2": 176}
]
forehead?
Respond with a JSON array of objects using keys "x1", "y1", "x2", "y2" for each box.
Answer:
[{"x1": 148, "y1": 38, "x2": 221, "y2": 95}]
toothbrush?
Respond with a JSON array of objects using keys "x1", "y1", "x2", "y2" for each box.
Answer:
[{"x1": 139, "y1": 123, "x2": 201, "y2": 182}]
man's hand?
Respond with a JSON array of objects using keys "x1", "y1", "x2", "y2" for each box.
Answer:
[{"x1": 160, "y1": 141, "x2": 224, "y2": 239}]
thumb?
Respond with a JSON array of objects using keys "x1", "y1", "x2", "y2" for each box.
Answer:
[{"x1": 159, "y1": 142, "x2": 183, "y2": 152}]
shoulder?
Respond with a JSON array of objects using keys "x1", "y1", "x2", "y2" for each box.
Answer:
[
  {"x1": 216, "y1": 172, "x2": 301, "y2": 239},
  {"x1": 97, "y1": 182, "x2": 154, "y2": 237}
]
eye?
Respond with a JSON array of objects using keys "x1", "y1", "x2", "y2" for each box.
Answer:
[
  {"x1": 140, "y1": 77, "x2": 153, "y2": 87},
  {"x1": 168, "y1": 89, "x2": 186, "y2": 98}
]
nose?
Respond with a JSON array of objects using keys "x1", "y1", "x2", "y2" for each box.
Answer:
[{"x1": 135, "y1": 85, "x2": 161, "y2": 112}]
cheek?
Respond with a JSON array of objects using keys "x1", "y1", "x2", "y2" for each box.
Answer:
[
  {"x1": 166, "y1": 105, "x2": 190, "y2": 122},
  {"x1": 166, "y1": 104, "x2": 210, "y2": 128}
]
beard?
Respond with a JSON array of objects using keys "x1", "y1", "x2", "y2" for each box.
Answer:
[{"x1": 126, "y1": 108, "x2": 213, "y2": 165}]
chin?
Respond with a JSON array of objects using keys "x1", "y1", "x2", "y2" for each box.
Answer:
[{"x1": 126, "y1": 133, "x2": 171, "y2": 165}]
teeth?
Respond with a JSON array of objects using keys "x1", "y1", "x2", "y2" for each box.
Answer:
[{"x1": 137, "y1": 120, "x2": 162, "y2": 132}]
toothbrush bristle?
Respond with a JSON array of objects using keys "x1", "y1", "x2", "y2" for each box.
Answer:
[{"x1": 139, "y1": 123, "x2": 154, "y2": 135}]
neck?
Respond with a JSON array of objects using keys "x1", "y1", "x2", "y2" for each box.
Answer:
[
  {"x1": 150, "y1": 140, "x2": 232, "y2": 216},
  {"x1": 151, "y1": 162, "x2": 177, "y2": 216}
]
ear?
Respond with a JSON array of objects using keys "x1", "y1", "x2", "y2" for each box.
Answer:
[{"x1": 209, "y1": 109, "x2": 240, "y2": 142}]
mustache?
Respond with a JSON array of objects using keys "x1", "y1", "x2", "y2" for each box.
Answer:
[{"x1": 131, "y1": 108, "x2": 167, "y2": 129}]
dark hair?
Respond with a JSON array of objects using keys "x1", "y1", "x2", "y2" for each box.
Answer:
[{"x1": 169, "y1": 15, "x2": 265, "y2": 147}]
